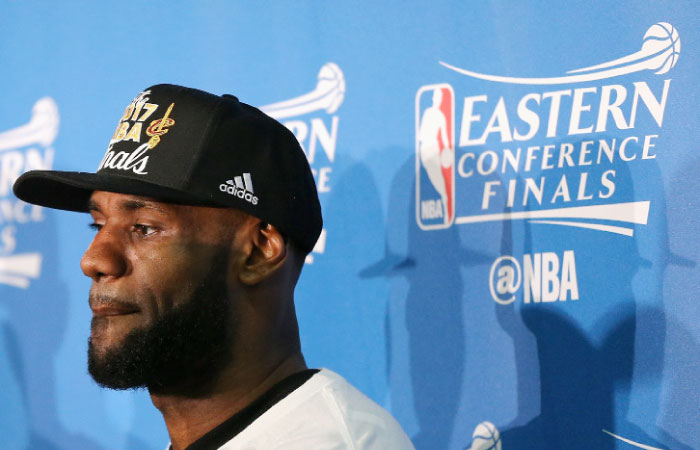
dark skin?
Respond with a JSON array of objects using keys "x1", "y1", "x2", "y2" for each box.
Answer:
[{"x1": 81, "y1": 191, "x2": 307, "y2": 450}]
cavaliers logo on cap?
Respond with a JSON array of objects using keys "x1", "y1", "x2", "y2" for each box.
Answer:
[{"x1": 146, "y1": 102, "x2": 175, "y2": 149}]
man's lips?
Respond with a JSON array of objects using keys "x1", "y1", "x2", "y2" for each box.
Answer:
[
  {"x1": 89, "y1": 295, "x2": 141, "y2": 318},
  {"x1": 90, "y1": 305, "x2": 140, "y2": 317}
]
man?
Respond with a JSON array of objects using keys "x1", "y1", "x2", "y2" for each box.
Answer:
[{"x1": 13, "y1": 84, "x2": 414, "y2": 450}]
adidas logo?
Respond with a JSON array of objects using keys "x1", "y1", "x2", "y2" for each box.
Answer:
[{"x1": 219, "y1": 172, "x2": 259, "y2": 205}]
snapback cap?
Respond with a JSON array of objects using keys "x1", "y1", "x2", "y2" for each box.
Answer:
[{"x1": 13, "y1": 84, "x2": 322, "y2": 253}]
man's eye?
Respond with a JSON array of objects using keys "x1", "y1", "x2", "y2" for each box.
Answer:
[
  {"x1": 88, "y1": 223, "x2": 103, "y2": 232},
  {"x1": 132, "y1": 224, "x2": 158, "y2": 236}
]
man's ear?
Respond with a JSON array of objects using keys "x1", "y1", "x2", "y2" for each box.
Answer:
[{"x1": 239, "y1": 222, "x2": 287, "y2": 285}]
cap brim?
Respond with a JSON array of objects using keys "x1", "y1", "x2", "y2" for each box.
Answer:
[{"x1": 13, "y1": 170, "x2": 224, "y2": 212}]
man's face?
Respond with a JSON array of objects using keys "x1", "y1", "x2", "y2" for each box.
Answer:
[{"x1": 82, "y1": 191, "x2": 246, "y2": 392}]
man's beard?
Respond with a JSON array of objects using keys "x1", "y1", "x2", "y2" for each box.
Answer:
[{"x1": 87, "y1": 260, "x2": 233, "y2": 395}]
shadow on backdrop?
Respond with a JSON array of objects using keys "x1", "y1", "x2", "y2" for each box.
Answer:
[
  {"x1": 496, "y1": 139, "x2": 694, "y2": 449},
  {"x1": 656, "y1": 155, "x2": 700, "y2": 449},
  {"x1": 362, "y1": 152, "x2": 492, "y2": 450},
  {"x1": 296, "y1": 152, "x2": 390, "y2": 408},
  {"x1": 0, "y1": 211, "x2": 106, "y2": 450}
]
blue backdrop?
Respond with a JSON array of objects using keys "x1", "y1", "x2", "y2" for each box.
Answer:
[{"x1": 0, "y1": 1, "x2": 698, "y2": 449}]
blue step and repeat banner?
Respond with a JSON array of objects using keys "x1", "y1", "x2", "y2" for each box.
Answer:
[{"x1": 0, "y1": 2, "x2": 698, "y2": 449}]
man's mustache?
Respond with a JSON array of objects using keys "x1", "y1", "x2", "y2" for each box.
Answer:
[{"x1": 89, "y1": 292, "x2": 141, "y2": 313}]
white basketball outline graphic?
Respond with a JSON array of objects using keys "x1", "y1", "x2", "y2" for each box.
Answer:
[
  {"x1": 467, "y1": 421, "x2": 502, "y2": 450},
  {"x1": 441, "y1": 22, "x2": 681, "y2": 85},
  {"x1": 641, "y1": 22, "x2": 680, "y2": 74},
  {"x1": 261, "y1": 62, "x2": 345, "y2": 119}
]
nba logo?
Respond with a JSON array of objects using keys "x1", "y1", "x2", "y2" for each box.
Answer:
[{"x1": 415, "y1": 83, "x2": 455, "y2": 229}]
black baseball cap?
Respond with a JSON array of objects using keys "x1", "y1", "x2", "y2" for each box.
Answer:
[{"x1": 13, "y1": 84, "x2": 322, "y2": 253}]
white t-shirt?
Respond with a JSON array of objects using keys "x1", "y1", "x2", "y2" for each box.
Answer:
[{"x1": 216, "y1": 368, "x2": 415, "y2": 449}]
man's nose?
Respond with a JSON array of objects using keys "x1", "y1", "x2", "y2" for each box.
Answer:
[{"x1": 80, "y1": 227, "x2": 127, "y2": 281}]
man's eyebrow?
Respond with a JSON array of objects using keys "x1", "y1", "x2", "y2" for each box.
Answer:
[
  {"x1": 121, "y1": 199, "x2": 170, "y2": 214},
  {"x1": 87, "y1": 200, "x2": 100, "y2": 212},
  {"x1": 86, "y1": 198, "x2": 170, "y2": 214}
]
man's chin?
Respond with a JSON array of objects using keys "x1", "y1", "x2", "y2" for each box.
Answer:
[
  {"x1": 88, "y1": 334, "x2": 119, "y2": 358},
  {"x1": 90, "y1": 314, "x2": 145, "y2": 347},
  {"x1": 86, "y1": 328, "x2": 151, "y2": 390},
  {"x1": 87, "y1": 337, "x2": 125, "y2": 366}
]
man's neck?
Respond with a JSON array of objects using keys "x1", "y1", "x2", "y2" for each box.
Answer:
[{"x1": 151, "y1": 352, "x2": 308, "y2": 450}]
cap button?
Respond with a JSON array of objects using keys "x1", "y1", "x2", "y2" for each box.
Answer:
[{"x1": 222, "y1": 94, "x2": 239, "y2": 102}]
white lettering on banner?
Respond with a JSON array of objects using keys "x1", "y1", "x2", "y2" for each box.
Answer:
[
  {"x1": 457, "y1": 81, "x2": 670, "y2": 145},
  {"x1": 0, "y1": 148, "x2": 54, "y2": 196},
  {"x1": 261, "y1": 63, "x2": 345, "y2": 264},
  {"x1": 490, "y1": 251, "x2": 579, "y2": 304},
  {"x1": 415, "y1": 22, "x2": 679, "y2": 238},
  {"x1": 284, "y1": 117, "x2": 337, "y2": 194},
  {"x1": 311, "y1": 167, "x2": 332, "y2": 193},
  {"x1": 284, "y1": 117, "x2": 339, "y2": 164},
  {"x1": 0, "y1": 201, "x2": 44, "y2": 225},
  {"x1": 0, "y1": 97, "x2": 59, "y2": 289},
  {"x1": 421, "y1": 199, "x2": 444, "y2": 220},
  {"x1": 457, "y1": 136, "x2": 659, "y2": 179}
]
